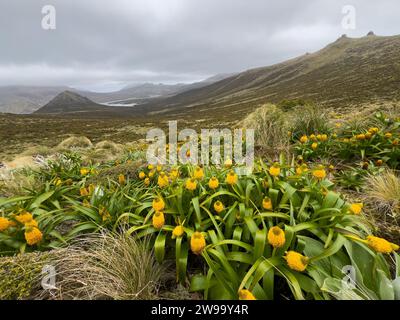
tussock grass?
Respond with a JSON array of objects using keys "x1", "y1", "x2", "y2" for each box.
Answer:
[
  {"x1": 364, "y1": 170, "x2": 400, "y2": 220},
  {"x1": 363, "y1": 170, "x2": 400, "y2": 242},
  {"x1": 288, "y1": 104, "x2": 332, "y2": 138},
  {"x1": 0, "y1": 169, "x2": 39, "y2": 197},
  {"x1": 241, "y1": 104, "x2": 290, "y2": 157},
  {"x1": 57, "y1": 136, "x2": 93, "y2": 150},
  {"x1": 95, "y1": 140, "x2": 123, "y2": 153},
  {"x1": 36, "y1": 232, "x2": 166, "y2": 300}
]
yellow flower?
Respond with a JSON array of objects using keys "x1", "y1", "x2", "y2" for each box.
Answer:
[
  {"x1": 267, "y1": 226, "x2": 285, "y2": 248},
  {"x1": 365, "y1": 132, "x2": 372, "y2": 140},
  {"x1": 148, "y1": 170, "x2": 155, "y2": 178},
  {"x1": 208, "y1": 176, "x2": 219, "y2": 190},
  {"x1": 262, "y1": 197, "x2": 273, "y2": 210},
  {"x1": 185, "y1": 178, "x2": 197, "y2": 191},
  {"x1": 54, "y1": 178, "x2": 62, "y2": 186},
  {"x1": 99, "y1": 206, "x2": 111, "y2": 222},
  {"x1": 376, "y1": 159, "x2": 383, "y2": 166},
  {"x1": 156, "y1": 164, "x2": 162, "y2": 172},
  {"x1": 152, "y1": 197, "x2": 165, "y2": 212},
  {"x1": 25, "y1": 219, "x2": 38, "y2": 228},
  {"x1": 83, "y1": 199, "x2": 91, "y2": 208},
  {"x1": 309, "y1": 134, "x2": 317, "y2": 141},
  {"x1": 318, "y1": 134, "x2": 328, "y2": 142},
  {"x1": 328, "y1": 165, "x2": 335, "y2": 171},
  {"x1": 80, "y1": 168, "x2": 89, "y2": 176},
  {"x1": 0, "y1": 217, "x2": 11, "y2": 232},
  {"x1": 170, "y1": 168, "x2": 179, "y2": 180},
  {"x1": 368, "y1": 127, "x2": 379, "y2": 134},
  {"x1": 225, "y1": 170, "x2": 238, "y2": 185},
  {"x1": 366, "y1": 235, "x2": 398, "y2": 254},
  {"x1": 25, "y1": 227, "x2": 43, "y2": 246},
  {"x1": 269, "y1": 163, "x2": 281, "y2": 177},
  {"x1": 15, "y1": 212, "x2": 33, "y2": 224},
  {"x1": 349, "y1": 203, "x2": 363, "y2": 215},
  {"x1": 284, "y1": 251, "x2": 309, "y2": 272},
  {"x1": 172, "y1": 225, "x2": 185, "y2": 238},
  {"x1": 148, "y1": 164, "x2": 154, "y2": 170},
  {"x1": 213, "y1": 201, "x2": 224, "y2": 214},
  {"x1": 139, "y1": 171, "x2": 146, "y2": 179},
  {"x1": 152, "y1": 211, "x2": 165, "y2": 229},
  {"x1": 312, "y1": 168, "x2": 326, "y2": 180},
  {"x1": 224, "y1": 158, "x2": 233, "y2": 168},
  {"x1": 356, "y1": 134, "x2": 366, "y2": 140},
  {"x1": 118, "y1": 174, "x2": 126, "y2": 185},
  {"x1": 144, "y1": 178, "x2": 150, "y2": 186},
  {"x1": 296, "y1": 164, "x2": 308, "y2": 175},
  {"x1": 385, "y1": 132, "x2": 392, "y2": 139},
  {"x1": 311, "y1": 142, "x2": 318, "y2": 150},
  {"x1": 157, "y1": 172, "x2": 169, "y2": 188},
  {"x1": 80, "y1": 187, "x2": 89, "y2": 197},
  {"x1": 190, "y1": 231, "x2": 206, "y2": 255},
  {"x1": 193, "y1": 167, "x2": 204, "y2": 180},
  {"x1": 88, "y1": 184, "x2": 95, "y2": 195},
  {"x1": 238, "y1": 289, "x2": 256, "y2": 300},
  {"x1": 300, "y1": 135, "x2": 308, "y2": 143}
]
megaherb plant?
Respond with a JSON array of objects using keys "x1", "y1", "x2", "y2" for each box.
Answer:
[
  {"x1": 1, "y1": 152, "x2": 399, "y2": 300},
  {"x1": 293, "y1": 112, "x2": 400, "y2": 169},
  {"x1": 122, "y1": 158, "x2": 399, "y2": 300}
]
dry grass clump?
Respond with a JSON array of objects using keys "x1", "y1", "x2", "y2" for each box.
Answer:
[
  {"x1": 57, "y1": 136, "x2": 93, "y2": 150},
  {"x1": 95, "y1": 140, "x2": 123, "y2": 154},
  {"x1": 363, "y1": 170, "x2": 400, "y2": 242},
  {"x1": 81, "y1": 140, "x2": 125, "y2": 164},
  {"x1": 0, "y1": 169, "x2": 39, "y2": 197},
  {"x1": 36, "y1": 232, "x2": 166, "y2": 300},
  {"x1": 288, "y1": 104, "x2": 332, "y2": 137},
  {"x1": 241, "y1": 104, "x2": 290, "y2": 157}
]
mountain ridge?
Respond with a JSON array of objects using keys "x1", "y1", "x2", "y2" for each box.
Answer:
[{"x1": 130, "y1": 34, "x2": 400, "y2": 118}]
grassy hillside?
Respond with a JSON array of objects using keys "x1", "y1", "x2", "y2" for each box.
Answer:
[{"x1": 134, "y1": 34, "x2": 400, "y2": 119}]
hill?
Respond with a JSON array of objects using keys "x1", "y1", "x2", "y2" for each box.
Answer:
[
  {"x1": 132, "y1": 33, "x2": 400, "y2": 119},
  {"x1": 34, "y1": 91, "x2": 134, "y2": 117},
  {"x1": 0, "y1": 74, "x2": 234, "y2": 114}
]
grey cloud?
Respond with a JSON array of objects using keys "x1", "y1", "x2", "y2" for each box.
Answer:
[{"x1": 0, "y1": 0, "x2": 399, "y2": 91}]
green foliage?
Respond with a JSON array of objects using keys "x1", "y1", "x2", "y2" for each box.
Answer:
[{"x1": 0, "y1": 252, "x2": 50, "y2": 299}]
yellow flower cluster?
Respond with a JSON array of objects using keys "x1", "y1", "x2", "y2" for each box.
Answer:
[
  {"x1": 25, "y1": 227, "x2": 43, "y2": 246},
  {"x1": 0, "y1": 217, "x2": 11, "y2": 232},
  {"x1": 366, "y1": 235, "x2": 399, "y2": 254},
  {"x1": 152, "y1": 211, "x2": 165, "y2": 229},
  {"x1": 190, "y1": 231, "x2": 206, "y2": 255},
  {"x1": 284, "y1": 251, "x2": 309, "y2": 272},
  {"x1": 226, "y1": 170, "x2": 238, "y2": 185},
  {"x1": 267, "y1": 226, "x2": 285, "y2": 248},
  {"x1": 238, "y1": 289, "x2": 256, "y2": 300}
]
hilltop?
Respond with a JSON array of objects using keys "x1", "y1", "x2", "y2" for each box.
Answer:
[
  {"x1": 34, "y1": 91, "x2": 134, "y2": 117},
  {"x1": 132, "y1": 33, "x2": 400, "y2": 118}
]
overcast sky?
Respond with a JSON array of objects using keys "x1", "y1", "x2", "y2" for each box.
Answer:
[{"x1": 0, "y1": 0, "x2": 399, "y2": 92}]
